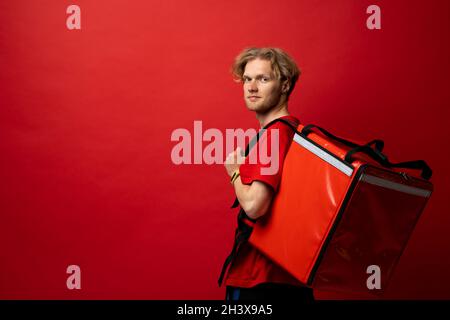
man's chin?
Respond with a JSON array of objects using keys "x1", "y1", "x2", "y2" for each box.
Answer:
[
  {"x1": 246, "y1": 104, "x2": 270, "y2": 114},
  {"x1": 245, "y1": 102, "x2": 261, "y2": 111}
]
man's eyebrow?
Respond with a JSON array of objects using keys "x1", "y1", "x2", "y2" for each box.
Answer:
[{"x1": 243, "y1": 74, "x2": 271, "y2": 78}]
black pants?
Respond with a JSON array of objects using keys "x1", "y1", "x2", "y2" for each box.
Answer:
[{"x1": 225, "y1": 283, "x2": 315, "y2": 301}]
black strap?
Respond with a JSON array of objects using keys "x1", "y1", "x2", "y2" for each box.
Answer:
[
  {"x1": 389, "y1": 160, "x2": 433, "y2": 180},
  {"x1": 243, "y1": 118, "x2": 299, "y2": 157},
  {"x1": 218, "y1": 210, "x2": 255, "y2": 287},
  {"x1": 299, "y1": 123, "x2": 431, "y2": 180},
  {"x1": 302, "y1": 124, "x2": 384, "y2": 153},
  {"x1": 345, "y1": 143, "x2": 432, "y2": 180}
]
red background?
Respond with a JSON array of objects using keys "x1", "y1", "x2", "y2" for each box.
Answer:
[{"x1": 1, "y1": 0, "x2": 449, "y2": 299}]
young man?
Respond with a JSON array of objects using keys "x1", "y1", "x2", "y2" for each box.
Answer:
[{"x1": 219, "y1": 47, "x2": 315, "y2": 301}]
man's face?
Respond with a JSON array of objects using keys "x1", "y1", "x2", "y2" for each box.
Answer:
[{"x1": 242, "y1": 58, "x2": 285, "y2": 114}]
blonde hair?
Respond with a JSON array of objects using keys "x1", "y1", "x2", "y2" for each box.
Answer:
[{"x1": 231, "y1": 47, "x2": 301, "y2": 98}]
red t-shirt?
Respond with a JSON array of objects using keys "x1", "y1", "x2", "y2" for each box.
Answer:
[{"x1": 224, "y1": 115, "x2": 305, "y2": 288}]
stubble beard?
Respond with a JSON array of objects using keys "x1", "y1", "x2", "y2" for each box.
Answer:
[{"x1": 245, "y1": 96, "x2": 282, "y2": 116}]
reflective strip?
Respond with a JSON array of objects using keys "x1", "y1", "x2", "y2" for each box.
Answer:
[
  {"x1": 293, "y1": 133, "x2": 353, "y2": 176},
  {"x1": 360, "y1": 174, "x2": 432, "y2": 197}
]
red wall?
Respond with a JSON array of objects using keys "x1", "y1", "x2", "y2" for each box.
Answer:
[{"x1": 1, "y1": 0, "x2": 449, "y2": 299}]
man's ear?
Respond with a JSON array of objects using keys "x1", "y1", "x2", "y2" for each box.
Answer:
[{"x1": 281, "y1": 79, "x2": 290, "y2": 94}]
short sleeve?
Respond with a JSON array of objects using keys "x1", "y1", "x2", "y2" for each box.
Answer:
[{"x1": 239, "y1": 117, "x2": 298, "y2": 193}]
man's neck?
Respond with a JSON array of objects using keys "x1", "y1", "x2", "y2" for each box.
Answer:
[{"x1": 256, "y1": 103, "x2": 289, "y2": 128}]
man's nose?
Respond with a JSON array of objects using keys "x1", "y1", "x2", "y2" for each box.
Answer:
[{"x1": 247, "y1": 80, "x2": 258, "y2": 92}]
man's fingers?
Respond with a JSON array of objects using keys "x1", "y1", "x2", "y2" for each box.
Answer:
[
  {"x1": 225, "y1": 146, "x2": 247, "y2": 166},
  {"x1": 225, "y1": 150, "x2": 242, "y2": 165},
  {"x1": 225, "y1": 151, "x2": 235, "y2": 164}
]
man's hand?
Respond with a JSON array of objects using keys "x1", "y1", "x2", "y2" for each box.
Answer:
[{"x1": 224, "y1": 147, "x2": 245, "y2": 177}]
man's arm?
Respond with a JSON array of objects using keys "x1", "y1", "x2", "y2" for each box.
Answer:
[
  {"x1": 232, "y1": 179, "x2": 274, "y2": 220},
  {"x1": 225, "y1": 147, "x2": 274, "y2": 220}
]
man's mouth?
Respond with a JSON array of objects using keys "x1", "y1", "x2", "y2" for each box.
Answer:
[{"x1": 248, "y1": 96, "x2": 261, "y2": 101}]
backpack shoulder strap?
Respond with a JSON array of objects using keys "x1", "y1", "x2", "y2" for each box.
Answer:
[{"x1": 231, "y1": 118, "x2": 299, "y2": 208}]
